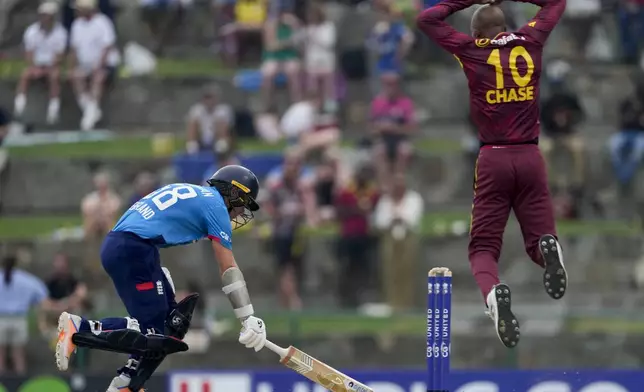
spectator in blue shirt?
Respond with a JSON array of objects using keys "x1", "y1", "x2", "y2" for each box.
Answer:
[
  {"x1": 0, "y1": 255, "x2": 49, "y2": 375},
  {"x1": 367, "y1": 4, "x2": 413, "y2": 92}
]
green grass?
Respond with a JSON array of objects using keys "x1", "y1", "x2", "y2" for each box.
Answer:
[
  {"x1": 0, "y1": 58, "x2": 232, "y2": 80},
  {"x1": 1, "y1": 211, "x2": 640, "y2": 240},
  {"x1": 7, "y1": 135, "x2": 463, "y2": 159},
  {"x1": 0, "y1": 215, "x2": 83, "y2": 239}
]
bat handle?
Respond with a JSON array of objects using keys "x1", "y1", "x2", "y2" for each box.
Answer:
[{"x1": 264, "y1": 339, "x2": 289, "y2": 359}]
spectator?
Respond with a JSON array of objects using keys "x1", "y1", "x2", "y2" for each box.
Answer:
[
  {"x1": 370, "y1": 73, "x2": 416, "y2": 186},
  {"x1": 540, "y1": 61, "x2": 586, "y2": 191},
  {"x1": 14, "y1": 2, "x2": 67, "y2": 124},
  {"x1": 81, "y1": 171, "x2": 122, "y2": 240},
  {"x1": 314, "y1": 150, "x2": 340, "y2": 221},
  {"x1": 563, "y1": 0, "x2": 600, "y2": 60},
  {"x1": 367, "y1": 4, "x2": 413, "y2": 90},
  {"x1": 69, "y1": 0, "x2": 120, "y2": 131},
  {"x1": 185, "y1": 86, "x2": 234, "y2": 157},
  {"x1": 44, "y1": 253, "x2": 87, "y2": 314},
  {"x1": 374, "y1": 174, "x2": 423, "y2": 312},
  {"x1": 265, "y1": 147, "x2": 316, "y2": 190},
  {"x1": 264, "y1": 149, "x2": 318, "y2": 309},
  {"x1": 334, "y1": 164, "x2": 379, "y2": 308},
  {"x1": 220, "y1": 0, "x2": 266, "y2": 66},
  {"x1": 129, "y1": 171, "x2": 158, "y2": 206},
  {"x1": 280, "y1": 93, "x2": 321, "y2": 145},
  {"x1": 62, "y1": 0, "x2": 115, "y2": 32},
  {"x1": 261, "y1": 10, "x2": 302, "y2": 109},
  {"x1": 139, "y1": 0, "x2": 186, "y2": 56},
  {"x1": 280, "y1": 93, "x2": 341, "y2": 157},
  {"x1": 304, "y1": 3, "x2": 336, "y2": 108},
  {"x1": 617, "y1": 0, "x2": 644, "y2": 64},
  {"x1": 0, "y1": 255, "x2": 49, "y2": 375},
  {"x1": 609, "y1": 80, "x2": 644, "y2": 187}
]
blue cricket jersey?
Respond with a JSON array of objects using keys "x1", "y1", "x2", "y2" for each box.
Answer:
[{"x1": 113, "y1": 183, "x2": 233, "y2": 249}]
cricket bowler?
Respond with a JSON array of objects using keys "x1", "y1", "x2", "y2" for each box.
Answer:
[
  {"x1": 55, "y1": 165, "x2": 268, "y2": 391},
  {"x1": 417, "y1": 0, "x2": 568, "y2": 348}
]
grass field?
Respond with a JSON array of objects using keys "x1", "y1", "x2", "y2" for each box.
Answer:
[
  {"x1": 0, "y1": 58, "x2": 232, "y2": 80},
  {"x1": 0, "y1": 211, "x2": 640, "y2": 240},
  {"x1": 6, "y1": 134, "x2": 464, "y2": 159}
]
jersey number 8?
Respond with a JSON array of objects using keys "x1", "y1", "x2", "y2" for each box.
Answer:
[{"x1": 143, "y1": 185, "x2": 198, "y2": 211}]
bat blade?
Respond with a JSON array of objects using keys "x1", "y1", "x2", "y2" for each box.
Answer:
[{"x1": 280, "y1": 345, "x2": 374, "y2": 392}]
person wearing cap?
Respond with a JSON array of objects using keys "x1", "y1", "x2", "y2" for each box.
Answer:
[
  {"x1": 14, "y1": 2, "x2": 67, "y2": 124},
  {"x1": 68, "y1": 0, "x2": 120, "y2": 131}
]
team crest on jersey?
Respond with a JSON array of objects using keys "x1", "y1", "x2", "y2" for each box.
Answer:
[{"x1": 475, "y1": 38, "x2": 490, "y2": 47}]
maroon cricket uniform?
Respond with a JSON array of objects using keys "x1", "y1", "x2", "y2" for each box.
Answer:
[{"x1": 417, "y1": 0, "x2": 566, "y2": 299}]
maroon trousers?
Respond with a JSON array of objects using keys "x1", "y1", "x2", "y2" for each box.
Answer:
[{"x1": 468, "y1": 144, "x2": 556, "y2": 300}]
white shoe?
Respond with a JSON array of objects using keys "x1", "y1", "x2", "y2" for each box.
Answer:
[
  {"x1": 81, "y1": 103, "x2": 102, "y2": 131},
  {"x1": 46, "y1": 99, "x2": 60, "y2": 125},
  {"x1": 486, "y1": 283, "x2": 520, "y2": 348},
  {"x1": 106, "y1": 373, "x2": 145, "y2": 392},
  {"x1": 14, "y1": 94, "x2": 26, "y2": 116},
  {"x1": 539, "y1": 234, "x2": 568, "y2": 299},
  {"x1": 56, "y1": 312, "x2": 81, "y2": 371}
]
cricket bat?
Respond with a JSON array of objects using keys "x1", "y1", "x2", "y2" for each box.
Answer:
[{"x1": 264, "y1": 340, "x2": 374, "y2": 392}]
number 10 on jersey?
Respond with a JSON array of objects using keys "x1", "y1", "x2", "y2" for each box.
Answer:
[{"x1": 485, "y1": 45, "x2": 536, "y2": 105}]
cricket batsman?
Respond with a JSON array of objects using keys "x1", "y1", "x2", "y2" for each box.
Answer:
[
  {"x1": 417, "y1": 0, "x2": 568, "y2": 347},
  {"x1": 55, "y1": 165, "x2": 268, "y2": 391}
]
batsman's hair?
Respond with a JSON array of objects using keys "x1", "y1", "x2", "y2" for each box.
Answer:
[{"x1": 2, "y1": 255, "x2": 17, "y2": 285}]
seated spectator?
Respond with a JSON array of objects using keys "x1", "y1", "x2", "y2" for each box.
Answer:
[
  {"x1": 563, "y1": 0, "x2": 600, "y2": 61},
  {"x1": 62, "y1": 0, "x2": 115, "y2": 32},
  {"x1": 14, "y1": 2, "x2": 67, "y2": 124},
  {"x1": 304, "y1": 4, "x2": 336, "y2": 109},
  {"x1": 220, "y1": 0, "x2": 266, "y2": 66},
  {"x1": 314, "y1": 151, "x2": 341, "y2": 221},
  {"x1": 367, "y1": 4, "x2": 413, "y2": 91},
  {"x1": 370, "y1": 73, "x2": 416, "y2": 186},
  {"x1": 265, "y1": 147, "x2": 316, "y2": 189},
  {"x1": 129, "y1": 171, "x2": 158, "y2": 206},
  {"x1": 335, "y1": 164, "x2": 379, "y2": 308},
  {"x1": 139, "y1": 0, "x2": 186, "y2": 56},
  {"x1": 81, "y1": 171, "x2": 122, "y2": 240},
  {"x1": 617, "y1": 0, "x2": 644, "y2": 64},
  {"x1": 609, "y1": 80, "x2": 644, "y2": 187},
  {"x1": 69, "y1": 0, "x2": 120, "y2": 131},
  {"x1": 540, "y1": 61, "x2": 586, "y2": 191},
  {"x1": 263, "y1": 149, "x2": 318, "y2": 309},
  {"x1": 44, "y1": 253, "x2": 87, "y2": 314},
  {"x1": 186, "y1": 86, "x2": 234, "y2": 157},
  {"x1": 281, "y1": 93, "x2": 341, "y2": 157},
  {"x1": 261, "y1": 9, "x2": 302, "y2": 109},
  {"x1": 374, "y1": 174, "x2": 423, "y2": 312},
  {"x1": 0, "y1": 255, "x2": 49, "y2": 375}
]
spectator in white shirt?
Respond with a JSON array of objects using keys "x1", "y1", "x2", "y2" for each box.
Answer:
[
  {"x1": 69, "y1": 0, "x2": 120, "y2": 131},
  {"x1": 0, "y1": 255, "x2": 49, "y2": 375},
  {"x1": 374, "y1": 174, "x2": 424, "y2": 311},
  {"x1": 185, "y1": 87, "x2": 234, "y2": 156},
  {"x1": 304, "y1": 4, "x2": 336, "y2": 110},
  {"x1": 14, "y1": 2, "x2": 67, "y2": 124}
]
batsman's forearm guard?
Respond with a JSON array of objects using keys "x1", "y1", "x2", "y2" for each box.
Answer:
[{"x1": 221, "y1": 267, "x2": 254, "y2": 320}]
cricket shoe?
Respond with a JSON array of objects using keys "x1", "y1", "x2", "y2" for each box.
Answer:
[
  {"x1": 56, "y1": 312, "x2": 81, "y2": 371},
  {"x1": 106, "y1": 373, "x2": 144, "y2": 392},
  {"x1": 539, "y1": 234, "x2": 568, "y2": 300},
  {"x1": 486, "y1": 283, "x2": 520, "y2": 348}
]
